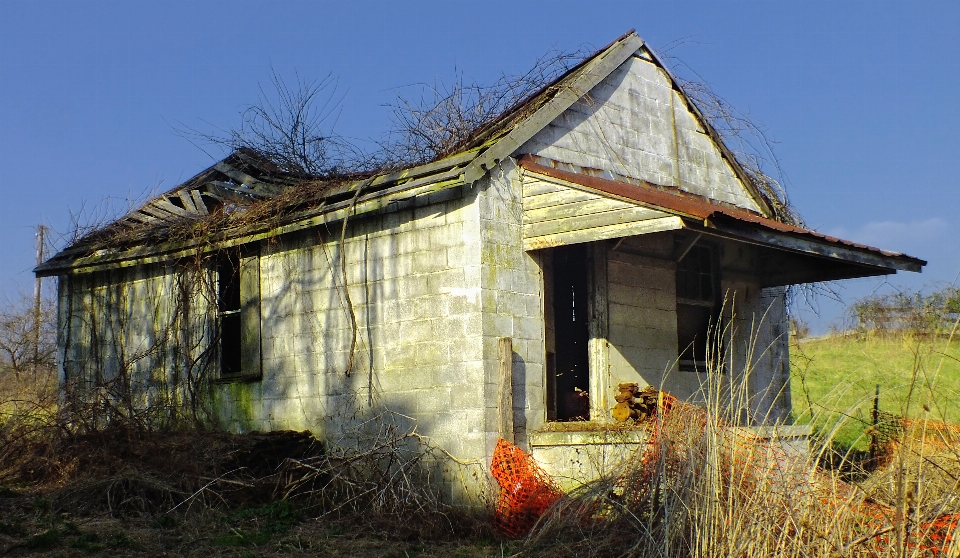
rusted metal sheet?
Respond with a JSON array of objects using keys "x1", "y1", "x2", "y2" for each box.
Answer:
[{"x1": 517, "y1": 155, "x2": 925, "y2": 271}]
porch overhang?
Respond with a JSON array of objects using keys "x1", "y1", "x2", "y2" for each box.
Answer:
[
  {"x1": 518, "y1": 155, "x2": 925, "y2": 287},
  {"x1": 682, "y1": 216, "x2": 921, "y2": 287}
]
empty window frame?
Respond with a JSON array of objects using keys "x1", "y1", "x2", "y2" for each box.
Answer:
[
  {"x1": 676, "y1": 243, "x2": 720, "y2": 372},
  {"x1": 545, "y1": 244, "x2": 591, "y2": 421},
  {"x1": 217, "y1": 247, "x2": 262, "y2": 381}
]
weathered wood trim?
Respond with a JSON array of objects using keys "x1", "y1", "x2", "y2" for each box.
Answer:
[
  {"x1": 522, "y1": 180, "x2": 565, "y2": 198},
  {"x1": 525, "y1": 196, "x2": 641, "y2": 223},
  {"x1": 37, "y1": 175, "x2": 467, "y2": 276},
  {"x1": 524, "y1": 206, "x2": 671, "y2": 239},
  {"x1": 700, "y1": 221, "x2": 924, "y2": 273},
  {"x1": 123, "y1": 211, "x2": 159, "y2": 225},
  {"x1": 214, "y1": 162, "x2": 271, "y2": 191},
  {"x1": 152, "y1": 197, "x2": 192, "y2": 218},
  {"x1": 523, "y1": 188, "x2": 598, "y2": 212},
  {"x1": 321, "y1": 148, "x2": 481, "y2": 199},
  {"x1": 190, "y1": 190, "x2": 209, "y2": 215},
  {"x1": 464, "y1": 34, "x2": 645, "y2": 183},
  {"x1": 521, "y1": 165, "x2": 924, "y2": 273},
  {"x1": 210, "y1": 181, "x2": 273, "y2": 199},
  {"x1": 202, "y1": 183, "x2": 252, "y2": 205},
  {"x1": 139, "y1": 203, "x2": 180, "y2": 221},
  {"x1": 673, "y1": 232, "x2": 703, "y2": 262},
  {"x1": 524, "y1": 182, "x2": 619, "y2": 210},
  {"x1": 524, "y1": 216, "x2": 684, "y2": 250},
  {"x1": 176, "y1": 190, "x2": 199, "y2": 214},
  {"x1": 239, "y1": 252, "x2": 262, "y2": 381},
  {"x1": 588, "y1": 243, "x2": 609, "y2": 421}
]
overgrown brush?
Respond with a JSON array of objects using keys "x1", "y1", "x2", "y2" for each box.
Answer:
[
  {"x1": 517, "y1": 323, "x2": 960, "y2": 557},
  {"x1": 1, "y1": 389, "x2": 486, "y2": 542}
]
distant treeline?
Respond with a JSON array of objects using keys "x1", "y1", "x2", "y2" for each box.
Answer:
[{"x1": 850, "y1": 285, "x2": 960, "y2": 336}]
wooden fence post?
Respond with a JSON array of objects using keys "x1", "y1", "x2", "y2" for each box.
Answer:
[{"x1": 498, "y1": 337, "x2": 514, "y2": 443}]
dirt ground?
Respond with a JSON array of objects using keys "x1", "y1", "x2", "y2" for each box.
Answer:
[
  {"x1": 0, "y1": 488, "x2": 515, "y2": 557},
  {"x1": 0, "y1": 429, "x2": 517, "y2": 557}
]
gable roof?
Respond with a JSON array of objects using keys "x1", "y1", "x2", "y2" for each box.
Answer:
[
  {"x1": 36, "y1": 31, "x2": 879, "y2": 277},
  {"x1": 457, "y1": 31, "x2": 777, "y2": 217}
]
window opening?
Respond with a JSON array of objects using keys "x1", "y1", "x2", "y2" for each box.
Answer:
[
  {"x1": 218, "y1": 250, "x2": 242, "y2": 378},
  {"x1": 217, "y1": 246, "x2": 261, "y2": 381},
  {"x1": 676, "y1": 243, "x2": 720, "y2": 372},
  {"x1": 547, "y1": 244, "x2": 590, "y2": 421}
]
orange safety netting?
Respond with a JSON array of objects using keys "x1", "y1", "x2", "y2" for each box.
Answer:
[
  {"x1": 489, "y1": 391, "x2": 959, "y2": 554},
  {"x1": 490, "y1": 438, "x2": 562, "y2": 538}
]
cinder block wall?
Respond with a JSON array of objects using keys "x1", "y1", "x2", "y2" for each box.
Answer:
[
  {"x1": 606, "y1": 239, "x2": 680, "y2": 397},
  {"x1": 57, "y1": 181, "x2": 497, "y2": 505},
  {"x1": 477, "y1": 160, "x2": 548, "y2": 454},
  {"x1": 215, "y1": 184, "x2": 492, "y2": 487},
  {"x1": 57, "y1": 263, "x2": 213, "y2": 422},
  {"x1": 519, "y1": 55, "x2": 762, "y2": 212}
]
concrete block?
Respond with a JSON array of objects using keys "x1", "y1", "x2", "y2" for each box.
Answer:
[
  {"x1": 400, "y1": 317, "x2": 439, "y2": 344},
  {"x1": 398, "y1": 277, "x2": 432, "y2": 300},
  {"x1": 515, "y1": 315, "x2": 543, "y2": 342},
  {"x1": 449, "y1": 381, "x2": 485, "y2": 406},
  {"x1": 415, "y1": 342, "x2": 448, "y2": 366},
  {"x1": 430, "y1": 223, "x2": 464, "y2": 249},
  {"x1": 412, "y1": 297, "x2": 446, "y2": 320},
  {"x1": 444, "y1": 294, "x2": 478, "y2": 316},
  {"x1": 413, "y1": 204, "x2": 446, "y2": 230},
  {"x1": 482, "y1": 313, "x2": 514, "y2": 338},
  {"x1": 412, "y1": 250, "x2": 449, "y2": 274},
  {"x1": 381, "y1": 253, "x2": 414, "y2": 280}
]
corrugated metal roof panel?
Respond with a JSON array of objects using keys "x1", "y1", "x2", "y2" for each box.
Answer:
[{"x1": 517, "y1": 155, "x2": 926, "y2": 270}]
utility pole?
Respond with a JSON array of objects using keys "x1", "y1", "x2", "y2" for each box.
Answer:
[{"x1": 33, "y1": 224, "x2": 46, "y2": 376}]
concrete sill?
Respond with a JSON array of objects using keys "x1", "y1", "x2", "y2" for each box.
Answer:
[
  {"x1": 529, "y1": 424, "x2": 811, "y2": 448},
  {"x1": 529, "y1": 428, "x2": 649, "y2": 447},
  {"x1": 746, "y1": 424, "x2": 813, "y2": 439}
]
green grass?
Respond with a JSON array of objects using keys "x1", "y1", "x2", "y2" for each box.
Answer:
[{"x1": 790, "y1": 332, "x2": 960, "y2": 450}]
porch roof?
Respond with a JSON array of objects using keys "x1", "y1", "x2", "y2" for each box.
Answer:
[{"x1": 517, "y1": 155, "x2": 925, "y2": 286}]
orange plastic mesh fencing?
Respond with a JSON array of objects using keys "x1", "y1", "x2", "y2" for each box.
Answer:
[
  {"x1": 867, "y1": 418, "x2": 960, "y2": 556},
  {"x1": 490, "y1": 438, "x2": 563, "y2": 538},
  {"x1": 894, "y1": 417, "x2": 960, "y2": 453},
  {"x1": 489, "y1": 392, "x2": 959, "y2": 553}
]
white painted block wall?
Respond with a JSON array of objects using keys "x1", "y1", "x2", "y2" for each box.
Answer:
[{"x1": 520, "y1": 55, "x2": 763, "y2": 213}]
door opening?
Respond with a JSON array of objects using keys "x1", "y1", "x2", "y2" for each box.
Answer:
[{"x1": 547, "y1": 244, "x2": 591, "y2": 421}]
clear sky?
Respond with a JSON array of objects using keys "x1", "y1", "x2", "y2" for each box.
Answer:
[{"x1": 1, "y1": 0, "x2": 958, "y2": 332}]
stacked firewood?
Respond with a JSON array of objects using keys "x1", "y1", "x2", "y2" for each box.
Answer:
[{"x1": 611, "y1": 383, "x2": 661, "y2": 422}]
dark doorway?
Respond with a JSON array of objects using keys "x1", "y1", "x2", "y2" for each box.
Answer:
[
  {"x1": 547, "y1": 244, "x2": 591, "y2": 420},
  {"x1": 675, "y1": 243, "x2": 720, "y2": 372}
]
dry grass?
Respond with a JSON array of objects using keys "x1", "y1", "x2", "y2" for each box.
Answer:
[
  {"x1": 0, "y1": 422, "x2": 496, "y2": 557},
  {"x1": 512, "y1": 323, "x2": 960, "y2": 557}
]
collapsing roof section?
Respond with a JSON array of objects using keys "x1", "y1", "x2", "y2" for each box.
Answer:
[{"x1": 37, "y1": 30, "x2": 923, "y2": 281}]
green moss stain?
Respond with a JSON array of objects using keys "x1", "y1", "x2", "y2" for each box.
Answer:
[{"x1": 213, "y1": 381, "x2": 259, "y2": 431}]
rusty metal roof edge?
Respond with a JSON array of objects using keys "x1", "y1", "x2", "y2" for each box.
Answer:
[{"x1": 517, "y1": 155, "x2": 926, "y2": 269}]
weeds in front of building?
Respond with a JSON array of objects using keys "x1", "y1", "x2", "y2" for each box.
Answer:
[
  {"x1": 516, "y1": 313, "x2": 959, "y2": 557},
  {"x1": 2, "y1": 293, "x2": 959, "y2": 556}
]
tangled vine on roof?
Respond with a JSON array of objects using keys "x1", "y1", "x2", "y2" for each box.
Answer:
[{"x1": 63, "y1": 39, "x2": 802, "y2": 260}]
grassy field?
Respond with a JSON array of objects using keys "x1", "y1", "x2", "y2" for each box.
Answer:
[{"x1": 790, "y1": 331, "x2": 960, "y2": 450}]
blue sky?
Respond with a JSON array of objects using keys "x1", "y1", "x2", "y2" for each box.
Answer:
[{"x1": 1, "y1": 0, "x2": 958, "y2": 332}]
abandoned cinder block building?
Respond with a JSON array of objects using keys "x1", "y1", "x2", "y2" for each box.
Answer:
[{"x1": 37, "y1": 31, "x2": 923, "y2": 499}]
